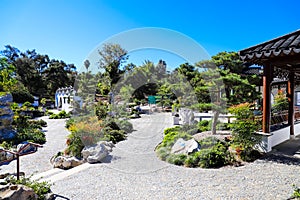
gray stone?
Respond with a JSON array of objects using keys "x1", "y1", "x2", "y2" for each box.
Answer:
[
  {"x1": 179, "y1": 108, "x2": 194, "y2": 125},
  {"x1": 0, "y1": 93, "x2": 16, "y2": 140},
  {"x1": 82, "y1": 141, "x2": 114, "y2": 164},
  {"x1": 51, "y1": 156, "x2": 82, "y2": 169},
  {"x1": 17, "y1": 142, "x2": 37, "y2": 155},
  {"x1": 0, "y1": 184, "x2": 38, "y2": 200},
  {"x1": 171, "y1": 138, "x2": 201, "y2": 155},
  {"x1": 0, "y1": 148, "x2": 15, "y2": 162}
]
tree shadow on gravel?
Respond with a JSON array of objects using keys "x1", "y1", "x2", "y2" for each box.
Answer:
[{"x1": 259, "y1": 153, "x2": 300, "y2": 166}]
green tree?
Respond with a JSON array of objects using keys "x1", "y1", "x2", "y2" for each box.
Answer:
[
  {"x1": 195, "y1": 52, "x2": 260, "y2": 134},
  {"x1": 0, "y1": 57, "x2": 17, "y2": 92},
  {"x1": 1, "y1": 45, "x2": 77, "y2": 98},
  {"x1": 98, "y1": 43, "x2": 128, "y2": 86}
]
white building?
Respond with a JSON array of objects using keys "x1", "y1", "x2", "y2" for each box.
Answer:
[{"x1": 55, "y1": 86, "x2": 74, "y2": 113}]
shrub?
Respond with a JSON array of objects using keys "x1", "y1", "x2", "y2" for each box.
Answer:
[
  {"x1": 6, "y1": 176, "x2": 51, "y2": 200},
  {"x1": 11, "y1": 89, "x2": 34, "y2": 103},
  {"x1": 159, "y1": 131, "x2": 192, "y2": 148},
  {"x1": 166, "y1": 154, "x2": 187, "y2": 166},
  {"x1": 197, "y1": 120, "x2": 210, "y2": 132},
  {"x1": 65, "y1": 118, "x2": 75, "y2": 129},
  {"x1": 103, "y1": 129, "x2": 126, "y2": 144},
  {"x1": 163, "y1": 126, "x2": 180, "y2": 135},
  {"x1": 156, "y1": 146, "x2": 170, "y2": 161},
  {"x1": 66, "y1": 131, "x2": 84, "y2": 158},
  {"x1": 292, "y1": 184, "x2": 300, "y2": 199},
  {"x1": 117, "y1": 120, "x2": 133, "y2": 133},
  {"x1": 228, "y1": 103, "x2": 261, "y2": 150},
  {"x1": 198, "y1": 136, "x2": 220, "y2": 149},
  {"x1": 184, "y1": 151, "x2": 202, "y2": 167},
  {"x1": 95, "y1": 101, "x2": 108, "y2": 119},
  {"x1": 49, "y1": 110, "x2": 70, "y2": 119},
  {"x1": 16, "y1": 129, "x2": 46, "y2": 144},
  {"x1": 240, "y1": 148, "x2": 262, "y2": 162},
  {"x1": 197, "y1": 142, "x2": 230, "y2": 168}
]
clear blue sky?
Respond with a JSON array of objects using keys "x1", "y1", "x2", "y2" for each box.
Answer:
[{"x1": 1, "y1": 0, "x2": 299, "y2": 71}]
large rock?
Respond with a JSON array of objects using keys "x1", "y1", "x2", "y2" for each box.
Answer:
[
  {"x1": 0, "y1": 147, "x2": 15, "y2": 163},
  {"x1": 171, "y1": 138, "x2": 201, "y2": 155},
  {"x1": 179, "y1": 108, "x2": 194, "y2": 125},
  {"x1": 0, "y1": 184, "x2": 38, "y2": 200},
  {"x1": 81, "y1": 141, "x2": 114, "y2": 164},
  {"x1": 51, "y1": 156, "x2": 82, "y2": 169},
  {"x1": 0, "y1": 93, "x2": 16, "y2": 140},
  {"x1": 17, "y1": 142, "x2": 37, "y2": 155}
]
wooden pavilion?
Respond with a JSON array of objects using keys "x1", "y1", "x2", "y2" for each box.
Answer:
[{"x1": 239, "y1": 29, "x2": 300, "y2": 137}]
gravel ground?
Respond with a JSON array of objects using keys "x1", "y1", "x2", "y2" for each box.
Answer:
[
  {"x1": 0, "y1": 116, "x2": 69, "y2": 176},
  {"x1": 2, "y1": 113, "x2": 300, "y2": 199},
  {"x1": 49, "y1": 113, "x2": 300, "y2": 200}
]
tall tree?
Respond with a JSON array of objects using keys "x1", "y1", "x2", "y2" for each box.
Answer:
[
  {"x1": 195, "y1": 52, "x2": 260, "y2": 134},
  {"x1": 1, "y1": 45, "x2": 77, "y2": 98},
  {"x1": 98, "y1": 43, "x2": 128, "y2": 86}
]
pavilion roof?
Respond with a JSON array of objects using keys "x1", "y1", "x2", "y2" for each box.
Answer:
[{"x1": 239, "y1": 29, "x2": 300, "y2": 67}]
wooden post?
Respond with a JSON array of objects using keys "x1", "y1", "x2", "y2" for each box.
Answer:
[
  {"x1": 16, "y1": 154, "x2": 20, "y2": 180},
  {"x1": 288, "y1": 71, "x2": 295, "y2": 136},
  {"x1": 262, "y1": 64, "x2": 273, "y2": 133}
]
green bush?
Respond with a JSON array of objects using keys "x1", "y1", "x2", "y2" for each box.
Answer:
[
  {"x1": 28, "y1": 119, "x2": 47, "y2": 129},
  {"x1": 292, "y1": 184, "x2": 300, "y2": 199},
  {"x1": 16, "y1": 129, "x2": 46, "y2": 144},
  {"x1": 156, "y1": 146, "x2": 170, "y2": 161},
  {"x1": 198, "y1": 136, "x2": 220, "y2": 149},
  {"x1": 163, "y1": 126, "x2": 180, "y2": 135},
  {"x1": 240, "y1": 148, "x2": 262, "y2": 162},
  {"x1": 159, "y1": 131, "x2": 192, "y2": 148},
  {"x1": 11, "y1": 115, "x2": 47, "y2": 145},
  {"x1": 49, "y1": 110, "x2": 70, "y2": 119},
  {"x1": 103, "y1": 129, "x2": 126, "y2": 144},
  {"x1": 11, "y1": 89, "x2": 34, "y2": 103},
  {"x1": 6, "y1": 176, "x2": 52, "y2": 200},
  {"x1": 117, "y1": 120, "x2": 133, "y2": 133},
  {"x1": 65, "y1": 118, "x2": 75, "y2": 129},
  {"x1": 184, "y1": 151, "x2": 202, "y2": 168},
  {"x1": 166, "y1": 154, "x2": 187, "y2": 166},
  {"x1": 197, "y1": 120, "x2": 210, "y2": 132},
  {"x1": 66, "y1": 131, "x2": 84, "y2": 158},
  {"x1": 95, "y1": 101, "x2": 108, "y2": 119},
  {"x1": 228, "y1": 103, "x2": 261, "y2": 150},
  {"x1": 197, "y1": 142, "x2": 230, "y2": 168}
]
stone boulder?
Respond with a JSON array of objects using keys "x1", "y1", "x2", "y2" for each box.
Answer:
[
  {"x1": 171, "y1": 138, "x2": 201, "y2": 155},
  {"x1": 51, "y1": 156, "x2": 82, "y2": 169},
  {"x1": 0, "y1": 184, "x2": 38, "y2": 200},
  {"x1": 0, "y1": 93, "x2": 16, "y2": 140},
  {"x1": 81, "y1": 141, "x2": 114, "y2": 164},
  {"x1": 0, "y1": 147, "x2": 15, "y2": 163},
  {"x1": 17, "y1": 142, "x2": 37, "y2": 155},
  {"x1": 179, "y1": 108, "x2": 195, "y2": 125}
]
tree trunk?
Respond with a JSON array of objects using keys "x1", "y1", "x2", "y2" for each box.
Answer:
[{"x1": 212, "y1": 110, "x2": 220, "y2": 135}]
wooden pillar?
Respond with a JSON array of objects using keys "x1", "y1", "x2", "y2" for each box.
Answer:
[
  {"x1": 262, "y1": 64, "x2": 273, "y2": 133},
  {"x1": 16, "y1": 154, "x2": 20, "y2": 180},
  {"x1": 288, "y1": 71, "x2": 295, "y2": 136}
]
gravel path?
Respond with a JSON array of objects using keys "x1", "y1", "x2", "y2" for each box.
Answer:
[
  {"x1": 49, "y1": 113, "x2": 300, "y2": 200},
  {"x1": 2, "y1": 113, "x2": 300, "y2": 199},
  {"x1": 0, "y1": 117, "x2": 69, "y2": 176}
]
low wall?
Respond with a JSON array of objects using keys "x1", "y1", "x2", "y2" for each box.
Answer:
[{"x1": 257, "y1": 123, "x2": 300, "y2": 152}]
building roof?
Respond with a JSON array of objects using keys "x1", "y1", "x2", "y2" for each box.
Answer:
[{"x1": 239, "y1": 29, "x2": 300, "y2": 67}]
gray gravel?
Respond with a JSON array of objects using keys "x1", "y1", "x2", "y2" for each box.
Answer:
[
  {"x1": 0, "y1": 116, "x2": 69, "y2": 175},
  {"x1": 2, "y1": 113, "x2": 300, "y2": 199},
  {"x1": 49, "y1": 113, "x2": 300, "y2": 200}
]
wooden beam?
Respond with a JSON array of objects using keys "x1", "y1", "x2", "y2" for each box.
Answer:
[
  {"x1": 288, "y1": 71, "x2": 295, "y2": 136},
  {"x1": 262, "y1": 63, "x2": 273, "y2": 133}
]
